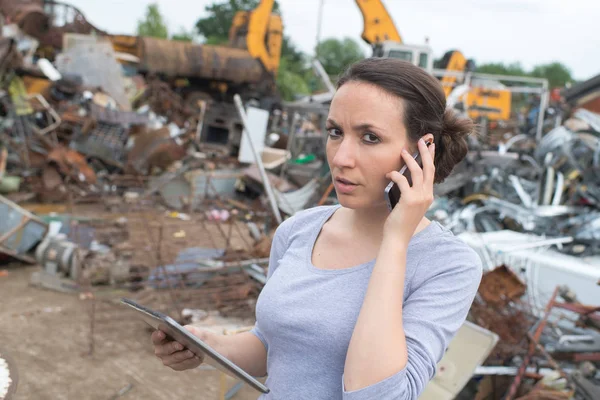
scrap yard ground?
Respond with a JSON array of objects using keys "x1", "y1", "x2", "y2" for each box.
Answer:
[{"x1": 1, "y1": 264, "x2": 259, "y2": 400}]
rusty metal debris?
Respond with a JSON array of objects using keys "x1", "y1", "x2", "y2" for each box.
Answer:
[{"x1": 478, "y1": 264, "x2": 526, "y2": 307}]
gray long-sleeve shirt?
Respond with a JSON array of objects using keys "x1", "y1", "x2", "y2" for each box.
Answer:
[{"x1": 251, "y1": 205, "x2": 482, "y2": 399}]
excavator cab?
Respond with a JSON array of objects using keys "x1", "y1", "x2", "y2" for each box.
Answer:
[{"x1": 373, "y1": 41, "x2": 434, "y2": 72}]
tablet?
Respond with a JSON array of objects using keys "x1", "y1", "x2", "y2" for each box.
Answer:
[{"x1": 120, "y1": 298, "x2": 269, "y2": 394}]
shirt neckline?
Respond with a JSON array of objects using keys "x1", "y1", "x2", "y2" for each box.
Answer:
[{"x1": 304, "y1": 205, "x2": 444, "y2": 275}]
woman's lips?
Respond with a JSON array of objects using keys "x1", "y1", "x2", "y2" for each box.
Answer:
[{"x1": 334, "y1": 178, "x2": 358, "y2": 194}]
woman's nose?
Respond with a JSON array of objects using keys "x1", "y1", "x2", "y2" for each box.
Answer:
[{"x1": 331, "y1": 139, "x2": 357, "y2": 169}]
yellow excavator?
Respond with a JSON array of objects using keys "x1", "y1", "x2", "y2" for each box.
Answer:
[{"x1": 356, "y1": 0, "x2": 511, "y2": 121}]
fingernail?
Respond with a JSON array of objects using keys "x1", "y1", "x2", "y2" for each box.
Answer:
[
  {"x1": 419, "y1": 138, "x2": 425, "y2": 144},
  {"x1": 187, "y1": 350, "x2": 193, "y2": 357},
  {"x1": 176, "y1": 343, "x2": 183, "y2": 351},
  {"x1": 402, "y1": 148, "x2": 408, "y2": 154}
]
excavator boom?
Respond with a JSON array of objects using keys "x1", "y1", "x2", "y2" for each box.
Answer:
[
  {"x1": 245, "y1": 0, "x2": 282, "y2": 74},
  {"x1": 355, "y1": 0, "x2": 402, "y2": 45}
]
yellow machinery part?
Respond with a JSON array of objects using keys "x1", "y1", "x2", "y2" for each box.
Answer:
[
  {"x1": 441, "y1": 50, "x2": 467, "y2": 98},
  {"x1": 466, "y1": 87, "x2": 512, "y2": 121},
  {"x1": 266, "y1": 14, "x2": 283, "y2": 74},
  {"x1": 229, "y1": 11, "x2": 249, "y2": 45},
  {"x1": 108, "y1": 34, "x2": 139, "y2": 58},
  {"x1": 246, "y1": 0, "x2": 279, "y2": 74},
  {"x1": 22, "y1": 76, "x2": 52, "y2": 97},
  {"x1": 229, "y1": 1, "x2": 282, "y2": 75},
  {"x1": 8, "y1": 77, "x2": 33, "y2": 116},
  {"x1": 355, "y1": 0, "x2": 402, "y2": 45}
]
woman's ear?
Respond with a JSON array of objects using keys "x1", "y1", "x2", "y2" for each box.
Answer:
[{"x1": 421, "y1": 133, "x2": 434, "y2": 145}]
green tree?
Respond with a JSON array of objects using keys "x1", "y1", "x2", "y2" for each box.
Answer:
[
  {"x1": 277, "y1": 56, "x2": 310, "y2": 101},
  {"x1": 171, "y1": 28, "x2": 194, "y2": 42},
  {"x1": 137, "y1": 3, "x2": 168, "y2": 39},
  {"x1": 281, "y1": 36, "x2": 306, "y2": 74},
  {"x1": 476, "y1": 62, "x2": 528, "y2": 77},
  {"x1": 195, "y1": 0, "x2": 281, "y2": 43},
  {"x1": 475, "y1": 61, "x2": 574, "y2": 88},
  {"x1": 316, "y1": 37, "x2": 365, "y2": 78},
  {"x1": 530, "y1": 62, "x2": 573, "y2": 88}
]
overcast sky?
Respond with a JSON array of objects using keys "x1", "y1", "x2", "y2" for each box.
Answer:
[{"x1": 66, "y1": 0, "x2": 600, "y2": 80}]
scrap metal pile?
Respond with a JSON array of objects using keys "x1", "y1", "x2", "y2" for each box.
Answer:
[
  {"x1": 429, "y1": 108, "x2": 600, "y2": 258},
  {"x1": 0, "y1": 1, "x2": 332, "y2": 325},
  {"x1": 426, "y1": 106, "x2": 600, "y2": 398}
]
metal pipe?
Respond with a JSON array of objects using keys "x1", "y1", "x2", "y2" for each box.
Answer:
[
  {"x1": 501, "y1": 134, "x2": 529, "y2": 154},
  {"x1": 536, "y1": 80, "x2": 549, "y2": 142},
  {"x1": 509, "y1": 175, "x2": 533, "y2": 208},
  {"x1": 312, "y1": 59, "x2": 335, "y2": 94},
  {"x1": 233, "y1": 94, "x2": 283, "y2": 224},
  {"x1": 552, "y1": 172, "x2": 564, "y2": 206},
  {"x1": 499, "y1": 237, "x2": 573, "y2": 253},
  {"x1": 280, "y1": 111, "x2": 301, "y2": 179},
  {"x1": 431, "y1": 69, "x2": 549, "y2": 84}
]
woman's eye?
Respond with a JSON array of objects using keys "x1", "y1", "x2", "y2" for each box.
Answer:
[
  {"x1": 327, "y1": 128, "x2": 342, "y2": 138},
  {"x1": 363, "y1": 133, "x2": 380, "y2": 144}
]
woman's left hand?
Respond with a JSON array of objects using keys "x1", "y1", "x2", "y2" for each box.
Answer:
[{"x1": 384, "y1": 138, "x2": 436, "y2": 245}]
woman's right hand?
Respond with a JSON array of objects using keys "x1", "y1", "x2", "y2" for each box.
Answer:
[{"x1": 151, "y1": 326, "x2": 218, "y2": 371}]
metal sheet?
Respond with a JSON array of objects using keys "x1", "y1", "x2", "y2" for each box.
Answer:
[
  {"x1": 0, "y1": 194, "x2": 48, "y2": 260},
  {"x1": 187, "y1": 169, "x2": 243, "y2": 208}
]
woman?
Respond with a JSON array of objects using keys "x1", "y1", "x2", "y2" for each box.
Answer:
[{"x1": 152, "y1": 58, "x2": 483, "y2": 399}]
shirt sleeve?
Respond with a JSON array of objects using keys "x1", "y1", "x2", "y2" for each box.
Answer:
[
  {"x1": 342, "y1": 243, "x2": 483, "y2": 400},
  {"x1": 249, "y1": 215, "x2": 296, "y2": 349}
]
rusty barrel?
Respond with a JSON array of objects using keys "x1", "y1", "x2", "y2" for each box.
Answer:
[{"x1": 136, "y1": 37, "x2": 265, "y2": 84}]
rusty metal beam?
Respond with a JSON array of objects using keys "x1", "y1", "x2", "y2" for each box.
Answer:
[
  {"x1": 504, "y1": 286, "x2": 560, "y2": 400},
  {"x1": 527, "y1": 333, "x2": 571, "y2": 384}
]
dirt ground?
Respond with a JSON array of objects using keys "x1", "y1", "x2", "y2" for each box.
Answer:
[{"x1": 0, "y1": 264, "x2": 262, "y2": 400}]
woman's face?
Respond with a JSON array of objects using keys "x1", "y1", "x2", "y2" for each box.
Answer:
[{"x1": 326, "y1": 81, "x2": 410, "y2": 210}]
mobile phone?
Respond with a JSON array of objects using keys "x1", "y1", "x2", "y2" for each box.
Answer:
[{"x1": 384, "y1": 141, "x2": 432, "y2": 212}]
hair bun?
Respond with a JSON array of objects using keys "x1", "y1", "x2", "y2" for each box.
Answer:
[{"x1": 434, "y1": 109, "x2": 474, "y2": 183}]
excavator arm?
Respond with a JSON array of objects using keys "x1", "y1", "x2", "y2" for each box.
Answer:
[
  {"x1": 355, "y1": 0, "x2": 402, "y2": 45},
  {"x1": 229, "y1": 0, "x2": 282, "y2": 76}
]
